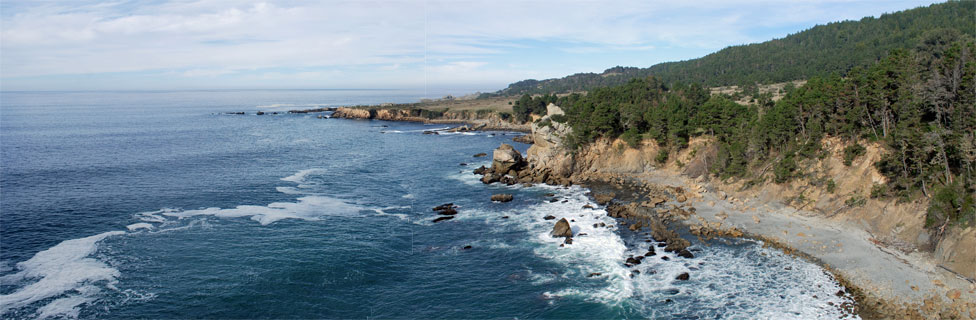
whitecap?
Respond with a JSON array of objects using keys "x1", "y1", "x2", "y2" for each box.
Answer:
[
  {"x1": 0, "y1": 231, "x2": 125, "y2": 317},
  {"x1": 125, "y1": 223, "x2": 154, "y2": 231},
  {"x1": 161, "y1": 196, "x2": 367, "y2": 225},
  {"x1": 280, "y1": 168, "x2": 327, "y2": 183}
]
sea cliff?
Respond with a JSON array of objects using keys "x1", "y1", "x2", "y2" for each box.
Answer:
[
  {"x1": 330, "y1": 107, "x2": 530, "y2": 132},
  {"x1": 520, "y1": 103, "x2": 976, "y2": 319}
]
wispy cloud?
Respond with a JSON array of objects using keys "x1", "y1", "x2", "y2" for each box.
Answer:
[{"x1": 0, "y1": 0, "x2": 940, "y2": 90}]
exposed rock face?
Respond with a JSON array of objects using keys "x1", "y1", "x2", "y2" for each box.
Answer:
[
  {"x1": 593, "y1": 193, "x2": 615, "y2": 205},
  {"x1": 492, "y1": 144, "x2": 525, "y2": 173},
  {"x1": 491, "y1": 194, "x2": 514, "y2": 202},
  {"x1": 526, "y1": 104, "x2": 575, "y2": 178},
  {"x1": 551, "y1": 218, "x2": 573, "y2": 238},
  {"x1": 512, "y1": 135, "x2": 534, "y2": 144}
]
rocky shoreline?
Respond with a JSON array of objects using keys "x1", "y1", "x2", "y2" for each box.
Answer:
[
  {"x1": 461, "y1": 103, "x2": 975, "y2": 319},
  {"x1": 319, "y1": 101, "x2": 974, "y2": 318}
]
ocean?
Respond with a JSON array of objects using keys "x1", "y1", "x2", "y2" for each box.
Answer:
[{"x1": 0, "y1": 90, "x2": 857, "y2": 319}]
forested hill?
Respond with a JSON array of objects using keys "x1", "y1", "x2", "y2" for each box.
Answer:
[{"x1": 494, "y1": 1, "x2": 974, "y2": 96}]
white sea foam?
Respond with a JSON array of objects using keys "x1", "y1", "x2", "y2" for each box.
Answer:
[
  {"x1": 161, "y1": 196, "x2": 366, "y2": 225},
  {"x1": 460, "y1": 185, "x2": 634, "y2": 303},
  {"x1": 462, "y1": 182, "x2": 857, "y2": 318},
  {"x1": 0, "y1": 231, "x2": 125, "y2": 318},
  {"x1": 125, "y1": 223, "x2": 154, "y2": 231},
  {"x1": 280, "y1": 168, "x2": 327, "y2": 183}
]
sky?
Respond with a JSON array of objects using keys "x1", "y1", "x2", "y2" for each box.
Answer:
[{"x1": 0, "y1": 0, "x2": 942, "y2": 93}]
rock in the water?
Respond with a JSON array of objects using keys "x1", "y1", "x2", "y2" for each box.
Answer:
[
  {"x1": 551, "y1": 218, "x2": 573, "y2": 238},
  {"x1": 676, "y1": 272, "x2": 690, "y2": 281},
  {"x1": 481, "y1": 173, "x2": 500, "y2": 184},
  {"x1": 473, "y1": 166, "x2": 488, "y2": 175},
  {"x1": 665, "y1": 238, "x2": 691, "y2": 253},
  {"x1": 256, "y1": 111, "x2": 265, "y2": 115},
  {"x1": 491, "y1": 144, "x2": 526, "y2": 173},
  {"x1": 512, "y1": 134, "x2": 534, "y2": 144},
  {"x1": 459, "y1": 163, "x2": 468, "y2": 166},
  {"x1": 473, "y1": 153, "x2": 487, "y2": 157},
  {"x1": 432, "y1": 203, "x2": 454, "y2": 211},
  {"x1": 437, "y1": 208, "x2": 458, "y2": 215},
  {"x1": 433, "y1": 216, "x2": 453, "y2": 223},
  {"x1": 543, "y1": 215, "x2": 556, "y2": 220},
  {"x1": 593, "y1": 192, "x2": 615, "y2": 205},
  {"x1": 626, "y1": 257, "x2": 642, "y2": 265},
  {"x1": 462, "y1": 245, "x2": 472, "y2": 250},
  {"x1": 582, "y1": 204, "x2": 594, "y2": 209},
  {"x1": 587, "y1": 272, "x2": 602, "y2": 277},
  {"x1": 677, "y1": 249, "x2": 695, "y2": 259},
  {"x1": 564, "y1": 238, "x2": 573, "y2": 244},
  {"x1": 491, "y1": 194, "x2": 514, "y2": 202}
]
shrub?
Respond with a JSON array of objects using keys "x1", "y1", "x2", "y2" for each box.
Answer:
[
  {"x1": 845, "y1": 195, "x2": 867, "y2": 207},
  {"x1": 827, "y1": 179, "x2": 837, "y2": 193},
  {"x1": 870, "y1": 184, "x2": 887, "y2": 198},
  {"x1": 774, "y1": 153, "x2": 799, "y2": 183},
  {"x1": 549, "y1": 114, "x2": 568, "y2": 123},
  {"x1": 655, "y1": 149, "x2": 669, "y2": 164},
  {"x1": 621, "y1": 128, "x2": 642, "y2": 148},
  {"x1": 843, "y1": 143, "x2": 866, "y2": 166},
  {"x1": 926, "y1": 181, "x2": 976, "y2": 228}
]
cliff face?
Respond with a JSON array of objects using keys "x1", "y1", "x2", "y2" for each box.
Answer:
[
  {"x1": 330, "y1": 107, "x2": 530, "y2": 131},
  {"x1": 524, "y1": 104, "x2": 975, "y2": 316}
]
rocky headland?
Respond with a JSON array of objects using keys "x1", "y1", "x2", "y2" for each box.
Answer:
[{"x1": 471, "y1": 103, "x2": 975, "y2": 319}]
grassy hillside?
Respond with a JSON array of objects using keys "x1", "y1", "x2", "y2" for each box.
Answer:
[{"x1": 494, "y1": 1, "x2": 974, "y2": 96}]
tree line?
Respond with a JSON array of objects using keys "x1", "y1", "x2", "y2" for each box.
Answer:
[
  {"x1": 488, "y1": 1, "x2": 974, "y2": 97},
  {"x1": 526, "y1": 34, "x2": 975, "y2": 232}
]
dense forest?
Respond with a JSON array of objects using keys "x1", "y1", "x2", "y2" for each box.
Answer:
[
  {"x1": 490, "y1": 1, "x2": 974, "y2": 96},
  {"x1": 530, "y1": 32, "x2": 975, "y2": 233}
]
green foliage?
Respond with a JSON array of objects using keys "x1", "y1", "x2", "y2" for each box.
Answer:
[
  {"x1": 497, "y1": 2, "x2": 975, "y2": 96},
  {"x1": 843, "y1": 144, "x2": 867, "y2": 166},
  {"x1": 549, "y1": 114, "x2": 568, "y2": 123},
  {"x1": 512, "y1": 93, "x2": 557, "y2": 123},
  {"x1": 773, "y1": 153, "x2": 800, "y2": 183},
  {"x1": 529, "y1": 16, "x2": 976, "y2": 228},
  {"x1": 621, "y1": 128, "x2": 642, "y2": 148},
  {"x1": 827, "y1": 179, "x2": 837, "y2": 193},
  {"x1": 870, "y1": 184, "x2": 887, "y2": 198},
  {"x1": 846, "y1": 195, "x2": 867, "y2": 207},
  {"x1": 655, "y1": 149, "x2": 669, "y2": 164},
  {"x1": 926, "y1": 181, "x2": 976, "y2": 227}
]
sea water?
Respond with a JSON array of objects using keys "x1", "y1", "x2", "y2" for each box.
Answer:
[{"x1": 0, "y1": 90, "x2": 857, "y2": 319}]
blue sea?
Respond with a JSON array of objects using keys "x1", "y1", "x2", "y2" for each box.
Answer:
[{"x1": 0, "y1": 90, "x2": 857, "y2": 319}]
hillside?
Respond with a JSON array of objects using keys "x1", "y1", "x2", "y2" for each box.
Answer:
[{"x1": 494, "y1": 1, "x2": 974, "y2": 96}]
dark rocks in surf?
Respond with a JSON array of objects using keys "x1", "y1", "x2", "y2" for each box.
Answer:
[
  {"x1": 256, "y1": 111, "x2": 265, "y2": 115},
  {"x1": 551, "y1": 218, "x2": 572, "y2": 238},
  {"x1": 433, "y1": 203, "x2": 458, "y2": 215},
  {"x1": 491, "y1": 194, "x2": 514, "y2": 202},
  {"x1": 473, "y1": 153, "x2": 487, "y2": 157},
  {"x1": 544, "y1": 215, "x2": 556, "y2": 220},
  {"x1": 473, "y1": 166, "x2": 488, "y2": 175},
  {"x1": 433, "y1": 216, "x2": 453, "y2": 223},
  {"x1": 433, "y1": 203, "x2": 454, "y2": 211},
  {"x1": 675, "y1": 272, "x2": 690, "y2": 281},
  {"x1": 512, "y1": 134, "x2": 534, "y2": 144},
  {"x1": 626, "y1": 257, "x2": 642, "y2": 265},
  {"x1": 677, "y1": 249, "x2": 695, "y2": 259}
]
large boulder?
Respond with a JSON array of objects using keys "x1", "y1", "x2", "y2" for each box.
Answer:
[
  {"x1": 491, "y1": 194, "x2": 514, "y2": 202},
  {"x1": 551, "y1": 218, "x2": 573, "y2": 238},
  {"x1": 491, "y1": 144, "x2": 525, "y2": 173}
]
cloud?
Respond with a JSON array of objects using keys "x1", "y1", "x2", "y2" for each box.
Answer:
[{"x1": 0, "y1": 0, "x2": 940, "y2": 90}]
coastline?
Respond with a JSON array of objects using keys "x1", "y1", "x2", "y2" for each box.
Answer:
[{"x1": 315, "y1": 100, "x2": 975, "y2": 319}]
